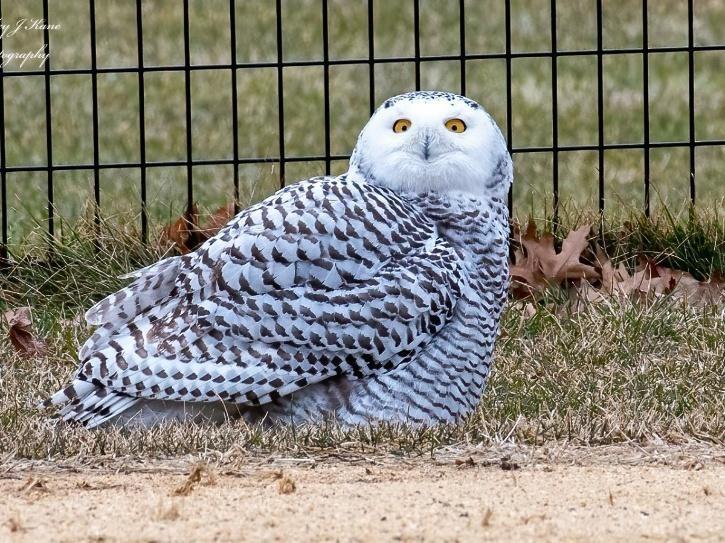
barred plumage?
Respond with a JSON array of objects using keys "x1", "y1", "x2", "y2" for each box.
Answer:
[{"x1": 45, "y1": 91, "x2": 512, "y2": 427}]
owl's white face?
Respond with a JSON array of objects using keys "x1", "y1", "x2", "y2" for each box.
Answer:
[{"x1": 348, "y1": 91, "x2": 512, "y2": 200}]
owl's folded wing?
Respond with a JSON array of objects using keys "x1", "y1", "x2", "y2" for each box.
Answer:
[{"x1": 49, "y1": 177, "x2": 466, "y2": 426}]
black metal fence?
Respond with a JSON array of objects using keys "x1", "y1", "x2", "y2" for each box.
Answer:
[{"x1": 1, "y1": 0, "x2": 724, "y2": 262}]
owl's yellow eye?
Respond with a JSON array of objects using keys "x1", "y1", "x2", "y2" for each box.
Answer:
[
  {"x1": 445, "y1": 118, "x2": 467, "y2": 133},
  {"x1": 393, "y1": 119, "x2": 412, "y2": 133}
]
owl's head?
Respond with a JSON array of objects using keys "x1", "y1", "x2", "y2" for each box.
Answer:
[{"x1": 349, "y1": 91, "x2": 512, "y2": 200}]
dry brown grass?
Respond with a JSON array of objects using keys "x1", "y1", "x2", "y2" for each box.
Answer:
[
  {"x1": 1, "y1": 293, "x2": 722, "y2": 460},
  {"x1": 0, "y1": 206, "x2": 723, "y2": 460}
]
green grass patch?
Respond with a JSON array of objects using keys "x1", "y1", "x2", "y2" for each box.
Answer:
[{"x1": 0, "y1": 210, "x2": 723, "y2": 459}]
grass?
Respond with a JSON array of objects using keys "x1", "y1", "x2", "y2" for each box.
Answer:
[
  {"x1": 1, "y1": 292, "x2": 722, "y2": 459},
  {"x1": 2, "y1": 0, "x2": 725, "y2": 249},
  {"x1": 608, "y1": 207, "x2": 725, "y2": 280},
  {"x1": 1, "y1": 1, "x2": 724, "y2": 461},
  {"x1": 0, "y1": 211, "x2": 723, "y2": 459}
]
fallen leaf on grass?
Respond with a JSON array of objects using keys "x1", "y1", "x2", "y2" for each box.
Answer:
[
  {"x1": 665, "y1": 270, "x2": 725, "y2": 306},
  {"x1": 162, "y1": 203, "x2": 236, "y2": 254},
  {"x1": 510, "y1": 221, "x2": 599, "y2": 299},
  {"x1": 3, "y1": 307, "x2": 48, "y2": 358},
  {"x1": 162, "y1": 204, "x2": 202, "y2": 255},
  {"x1": 590, "y1": 249, "x2": 725, "y2": 306},
  {"x1": 201, "y1": 202, "x2": 236, "y2": 237}
]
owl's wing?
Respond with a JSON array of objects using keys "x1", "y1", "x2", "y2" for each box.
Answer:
[{"x1": 50, "y1": 177, "x2": 467, "y2": 425}]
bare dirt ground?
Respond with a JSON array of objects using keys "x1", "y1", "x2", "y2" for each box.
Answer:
[{"x1": 1, "y1": 444, "x2": 724, "y2": 542}]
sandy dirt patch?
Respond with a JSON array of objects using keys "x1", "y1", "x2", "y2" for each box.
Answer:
[{"x1": 1, "y1": 445, "x2": 724, "y2": 542}]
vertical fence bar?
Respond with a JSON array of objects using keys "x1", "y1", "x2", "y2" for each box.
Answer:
[
  {"x1": 413, "y1": 0, "x2": 421, "y2": 90},
  {"x1": 459, "y1": 0, "x2": 466, "y2": 96},
  {"x1": 321, "y1": 0, "x2": 331, "y2": 175},
  {"x1": 42, "y1": 0, "x2": 54, "y2": 240},
  {"x1": 687, "y1": 0, "x2": 696, "y2": 204},
  {"x1": 275, "y1": 0, "x2": 286, "y2": 188},
  {"x1": 504, "y1": 0, "x2": 513, "y2": 212},
  {"x1": 229, "y1": 0, "x2": 240, "y2": 213},
  {"x1": 0, "y1": 0, "x2": 7, "y2": 262},
  {"x1": 642, "y1": 0, "x2": 650, "y2": 216},
  {"x1": 367, "y1": 0, "x2": 375, "y2": 114},
  {"x1": 135, "y1": 0, "x2": 148, "y2": 243},
  {"x1": 596, "y1": 0, "x2": 605, "y2": 213},
  {"x1": 89, "y1": 0, "x2": 101, "y2": 239},
  {"x1": 550, "y1": 0, "x2": 559, "y2": 226},
  {"x1": 182, "y1": 0, "x2": 194, "y2": 213}
]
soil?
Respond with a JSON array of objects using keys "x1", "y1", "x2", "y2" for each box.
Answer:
[{"x1": 1, "y1": 445, "x2": 724, "y2": 542}]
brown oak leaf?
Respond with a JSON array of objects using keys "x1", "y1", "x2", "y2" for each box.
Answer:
[
  {"x1": 591, "y1": 249, "x2": 724, "y2": 306},
  {"x1": 162, "y1": 204, "x2": 201, "y2": 254},
  {"x1": 510, "y1": 221, "x2": 599, "y2": 298},
  {"x1": 200, "y1": 203, "x2": 236, "y2": 238},
  {"x1": 162, "y1": 203, "x2": 236, "y2": 254},
  {"x1": 657, "y1": 266, "x2": 725, "y2": 306},
  {"x1": 3, "y1": 307, "x2": 48, "y2": 357}
]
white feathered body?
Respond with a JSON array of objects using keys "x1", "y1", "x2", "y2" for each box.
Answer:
[
  {"x1": 46, "y1": 91, "x2": 513, "y2": 427},
  {"x1": 48, "y1": 176, "x2": 508, "y2": 427}
]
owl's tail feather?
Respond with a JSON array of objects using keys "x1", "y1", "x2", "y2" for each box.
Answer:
[
  {"x1": 43, "y1": 379, "x2": 243, "y2": 428},
  {"x1": 42, "y1": 379, "x2": 141, "y2": 429}
]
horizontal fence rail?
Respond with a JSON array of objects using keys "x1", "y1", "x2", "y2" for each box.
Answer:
[{"x1": 0, "y1": 0, "x2": 724, "y2": 262}]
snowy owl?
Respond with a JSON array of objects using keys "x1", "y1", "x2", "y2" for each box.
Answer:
[{"x1": 45, "y1": 91, "x2": 512, "y2": 428}]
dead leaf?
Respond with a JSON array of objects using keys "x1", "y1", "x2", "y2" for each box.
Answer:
[
  {"x1": 161, "y1": 203, "x2": 236, "y2": 254},
  {"x1": 510, "y1": 221, "x2": 549, "y2": 298},
  {"x1": 3, "y1": 307, "x2": 48, "y2": 357},
  {"x1": 200, "y1": 202, "x2": 236, "y2": 237},
  {"x1": 665, "y1": 268, "x2": 725, "y2": 307},
  {"x1": 172, "y1": 464, "x2": 204, "y2": 496},
  {"x1": 162, "y1": 204, "x2": 201, "y2": 254},
  {"x1": 455, "y1": 456, "x2": 476, "y2": 469},
  {"x1": 535, "y1": 225, "x2": 599, "y2": 281},
  {"x1": 618, "y1": 260, "x2": 676, "y2": 299},
  {"x1": 595, "y1": 246, "x2": 622, "y2": 295},
  {"x1": 499, "y1": 457, "x2": 520, "y2": 471},
  {"x1": 510, "y1": 221, "x2": 599, "y2": 299},
  {"x1": 277, "y1": 475, "x2": 296, "y2": 494},
  {"x1": 572, "y1": 247, "x2": 725, "y2": 308}
]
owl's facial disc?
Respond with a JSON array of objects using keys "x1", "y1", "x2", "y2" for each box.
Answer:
[{"x1": 349, "y1": 91, "x2": 512, "y2": 200}]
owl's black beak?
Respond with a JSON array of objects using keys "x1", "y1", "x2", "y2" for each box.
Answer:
[{"x1": 422, "y1": 134, "x2": 431, "y2": 160}]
